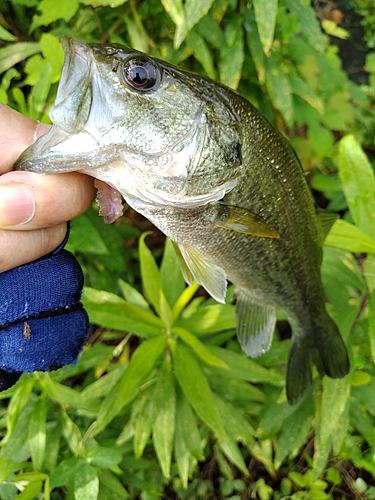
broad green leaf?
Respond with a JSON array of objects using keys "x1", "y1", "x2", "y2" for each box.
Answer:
[
  {"x1": 186, "y1": 30, "x2": 216, "y2": 79},
  {"x1": 152, "y1": 358, "x2": 176, "y2": 477},
  {"x1": 139, "y1": 234, "x2": 164, "y2": 316},
  {"x1": 207, "y1": 346, "x2": 283, "y2": 384},
  {"x1": 40, "y1": 33, "x2": 64, "y2": 83},
  {"x1": 86, "y1": 447, "x2": 122, "y2": 468},
  {"x1": 314, "y1": 376, "x2": 350, "y2": 479},
  {"x1": 49, "y1": 457, "x2": 81, "y2": 488},
  {"x1": 266, "y1": 55, "x2": 293, "y2": 125},
  {"x1": 66, "y1": 214, "x2": 109, "y2": 255},
  {"x1": 177, "y1": 304, "x2": 236, "y2": 334},
  {"x1": 172, "y1": 342, "x2": 227, "y2": 440},
  {"x1": 325, "y1": 219, "x2": 375, "y2": 254},
  {"x1": 244, "y1": 8, "x2": 266, "y2": 82},
  {"x1": 29, "y1": 63, "x2": 52, "y2": 120},
  {"x1": 284, "y1": 0, "x2": 326, "y2": 53},
  {"x1": 0, "y1": 26, "x2": 17, "y2": 42},
  {"x1": 2, "y1": 377, "x2": 35, "y2": 446},
  {"x1": 321, "y1": 19, "x2": 349, "y2": 39},
  {"x1": 365, "y1": 256, "x2": 375, "y2": 359},
  {"x1": 0, "y1": 42, "x2": 40, "y2": 74},
  {"x1": 73, "y1": 463, "x2": 99, "y2": 500},
  {"x1": 274, "y1": 393, "x2": 315, "y2": 469},
  {"x1": 0, "y1": 458, "x2": 29, "y2": 483},
  {"x1": 338, "y1": 135, "x2": 375, "y2": 239},
  {"x1": 173, "y1": 327, "x2": 229, "y2": 368},
  {"x1": 289, "y1": 76, "x2": 324, "y2": 113},
  {"x1": 82, "y1": 300, "x2": 164, "y2": 338},
  {"x1": 132, "y1": 384, "x2": 158, "y2": 457},
  {"x1": 159, "y1": 291, "x2": 173, "y2": 329},
  {"x1": 214, "y1": 394, "x2": 255, "y2": 444},
  {"x1": 160, "y1": 238, "x2": 186, "y2": 308},
  {"x1": 172, "y1": 281, "x2": 201, "y2": 322},
  {"x1": 15, "y1": 480, "x2": 43, "y2": 500},
  {"x1": 219, "y1": 438, "x2": 248, "y2": 476},
  {"x1": 97, "y1": 470, "x2": 129, "y2": 498},
  {"x1": 253, "y1": 0, "x2": 278, "y2": 56},
  {"x1": 118, "y1": 279, "x2": 151, "y2": 311},
  {"x1": 79, "y1": 0, "x2": 127, "y2": 5},
  {"x1": 61, "y1": 411, "x2": 82, "y2": 455},
  {"x1": 94, "y1": 334, "x2": 167, "y2": 435},
  {"x1": 30, "y1": 0, "x2": 79, "y2": 31},
  {"x1": 308, "y1": 124, "x2": 333, "y2": 158},
  {"x1": 28, "y1": 400, "x2": 47, "y2": 472},
  {"x1": 174, "y1": 390, "x2": 203, "y2": 487},
  {"x1": 219, "y1": 17, "x2": 244, "y2": 89},
  {"x1": 123, "y1": 16, "x2": 149, "y2": 54}
]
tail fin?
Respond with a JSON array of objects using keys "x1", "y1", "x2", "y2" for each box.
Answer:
[{"x1": 286, "y1": 318, "x2": 349, "y2": 404}]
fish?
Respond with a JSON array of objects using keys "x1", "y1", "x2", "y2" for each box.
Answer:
[{"x1": 15, "y1": 37, "x2": 350, "y2": 403}]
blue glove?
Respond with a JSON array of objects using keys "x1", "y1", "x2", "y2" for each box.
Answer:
[{"x1": 0, "y1": 225, "x2": 89, "y2": 390}]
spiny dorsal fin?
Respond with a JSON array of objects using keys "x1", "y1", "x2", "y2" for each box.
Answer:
[
  {"x1": 214, "y1": 203, "x2": 279, "y2": 238},
  {"x1": 316, "y1": 208, "x2": 339, "y2": 242},
  {"x1": 235, "y1": 289, "x2": 276, "y2": 357},
  {"x1": 172, "y1": 242, "x2": 227, "y2": 303}
]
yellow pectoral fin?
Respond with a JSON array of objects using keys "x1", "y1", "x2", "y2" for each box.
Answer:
[{"x1": 214, "y1": 203, "x2": 279, "y2": 238}]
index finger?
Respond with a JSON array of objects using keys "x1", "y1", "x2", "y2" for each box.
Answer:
[{"x1": 0, "y1": 103, "x2": 50, "y2": 173}]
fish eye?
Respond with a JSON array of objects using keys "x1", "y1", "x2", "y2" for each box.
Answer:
[{"x1": 120, "y1": 57, "x2": 160, "y2": 91}]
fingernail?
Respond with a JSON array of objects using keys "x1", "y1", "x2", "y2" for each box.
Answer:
[{"x1": 0, "y1": 183, "x2": 35, "y2": 227}]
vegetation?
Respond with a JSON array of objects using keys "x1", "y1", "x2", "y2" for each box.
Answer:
[{"x1": 0, "y1": 0, "x2": 375, "y2": 498}]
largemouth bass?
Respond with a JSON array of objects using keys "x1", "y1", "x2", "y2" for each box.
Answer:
[{"x1": 16, "y1": 37, "x2": 349, "y2": 403}]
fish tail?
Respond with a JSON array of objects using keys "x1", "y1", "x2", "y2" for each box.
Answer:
[{"x1": 286, "y1": 317, "x2": 349, "y2": 404}]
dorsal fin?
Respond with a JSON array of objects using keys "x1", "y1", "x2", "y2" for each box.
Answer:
[{"x1": 316, "y1": 208, "x2": 338, "y2": 242}]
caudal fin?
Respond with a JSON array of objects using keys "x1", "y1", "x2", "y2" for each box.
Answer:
[{"x1": 286, "y1": 319, "x2": 349, "y2": 404}]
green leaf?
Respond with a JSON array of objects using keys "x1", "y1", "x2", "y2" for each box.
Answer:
[
  {"x1": 152, "y1": 358, "x2": 176, "y2": 477},
  {"x1": 94, "y1": 334, "x2": 167, "y2": 435},
  {"x1": 274, "y1": 393, "x2": 315, "y2": 469},
  {"x1": 177, "y1": 304, "x2": 236, "y2": 334},
  {"x1": 0, "y1": 42, "x2": 40, "y2": 74},
  {"x1": 207, "y1": 345, "x2": 283, "y2": 384},
  {"x1": 40, "y1": 33, "x2": 64, "y2": 83},
  {"x1": 186, "y1": 30, "x2": 216, "y2": 80},
  {"x1": 174, "y1": 390, "x2": 203, "y2": 487},
  {"x1": 338, "y1": 135, "x2": 375, "y2": 239},
  {"x1": 219, "y1": 17, "x2": 244, "y2": 90},
  {"x1": 86, "y1": 447, "x2": 122, "y2": 468},
  {"x1": 30, "y1": 0, "x2": 79, "y2": 31},
  {"x1": 2, "y1": 377, "x2": 35, "y2": 446},
  {"x1": 0, "y1": 26, "x2": 17, "y2": 42},
  {"x1": 365, "y1": 256, "x2": 375, "y2": 360},
  {"x1": 97, "y1": 470, "x2": 129, "y2": 498},
  {"x1": 67, "y1": 214, "x2": 109, "y2": 254},
  {"x1": 289, "y1": 76, "x2": 324, "y2": 114},
  {"x1": 172, "y1": 342, "x2": 227, "y2": 440},
  {"x1": 28, "y1": 400, "x2": 47, "y2": 472},
  {"x1": 173, "y1": 327, "x2": 229, "y2": 368},
  {"x1": 118, "y1": 279, "x2": 151, "y2": 311},
  {"x1": 160, "y1": 238, "x2": 186, "y2": 308},
  {"x1": 73, "y1": 463, "x2": 99, "y2": 500},
  {"x1": 50, "y1": 458, "x2": 81, "y2": 488},
  {"x1": 325, "y1": 219, "x2": 375, "y2": 254},
  {"x1": 253, "y1": 0, "x2": 278, "y2": 56},
  {"x1": 61, "y1": 410, "x2": 83, "y2": 455},
  {"x1": 244, "y1": 8, "x2": 266, "y2": 83},
  {"x1": 15, "y1": 480, "x2": 43, "y2": 500},
  {"x1": 284, "y1": 0, "x2": 326, "y2": 53},
  {"x1": 139, "y1": 234, "x2": 164, "y2": 316},
  {"x1": 28, "y1": 62, "x2": 52, "y2": 120},
  {"x1": 0, "y1": 458, "x2": 29, "y2": 483},
  {"x1": 314, "y1": 376, "x2": 350, "y2": 479},
  {"x1": 132, "y1": 384, "x2": 158, "y2": 457},
  {"x1": 266, "y1": 54, "x2": 293, "y2": 125}
]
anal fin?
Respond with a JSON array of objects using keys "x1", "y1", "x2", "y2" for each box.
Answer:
[
  {"x1": 235, "y1": 290, "x2": 276, "y2": 357},
  {"x1": 172, "y1": 242, "x2": 227, "y2": 303}
]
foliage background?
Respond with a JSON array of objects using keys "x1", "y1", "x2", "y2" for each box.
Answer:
[{"x1": 0, "y1": 0, "x2": 375, "y2": 498}]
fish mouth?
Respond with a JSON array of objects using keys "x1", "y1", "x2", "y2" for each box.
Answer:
[{"x1": 15, "y1": 37, "x2": 94, "y2": 172}]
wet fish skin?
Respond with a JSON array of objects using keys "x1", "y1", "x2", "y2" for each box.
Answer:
[{"x1": 15, "y1": 38, "x2": 349, "y2": 403}]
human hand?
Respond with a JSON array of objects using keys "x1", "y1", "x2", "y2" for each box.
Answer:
[{"x1": 0, "y1": 103, "x2": 96, "y2": 273}]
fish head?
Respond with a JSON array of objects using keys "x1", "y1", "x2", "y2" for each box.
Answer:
[{"x1": 16, "y1": 38, "x2": 244, "y2": 210}]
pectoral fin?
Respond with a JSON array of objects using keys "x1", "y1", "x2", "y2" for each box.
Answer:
[
  {"x1": 235, "y1": 289, "x2": 276, "y2": 357},
  {"x1": 172, "y1": 242, "x2": 227, "y2": 303},
  {"x1": 214, "y1": 203, "x2": 279, "y2": 238}
]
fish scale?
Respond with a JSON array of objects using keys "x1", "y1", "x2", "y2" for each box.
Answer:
[{"x1": 15, "y1": 37, "x2": 349, "y2": 403}]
